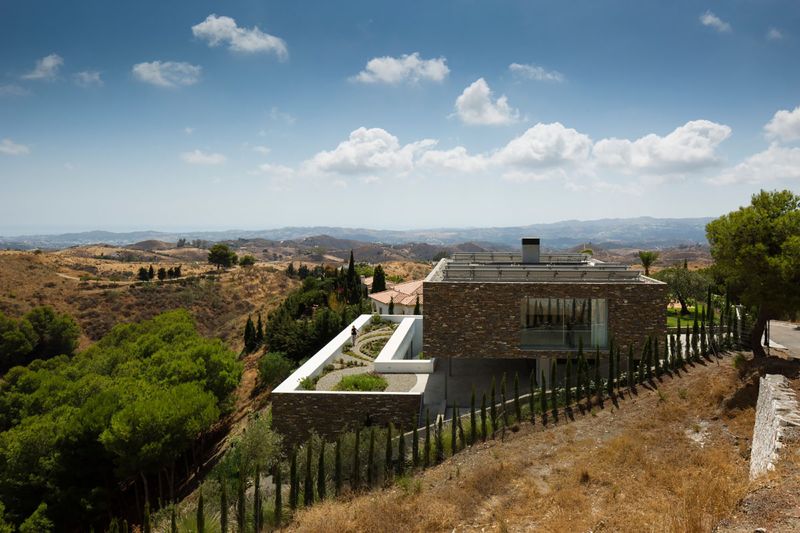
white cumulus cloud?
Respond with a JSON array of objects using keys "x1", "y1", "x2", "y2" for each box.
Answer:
[
  {"x1": 710, "y1": 143, "x2": 800, "y2": 184},
  {"x1": 767, "y1": 27, "x2": 784, "y2": 40},
  {"x1": 0, "y1": 84, "x2": 28, "y2": 97},
  {"x1": 699, "y1": 10, "x2": 731, "y2": 33},
  {"x1": 494, "y1": 122, "x2": 592, "y2": 168},
  {"x1": 307, "y1": 127, "x2": 435, "y2": 175},
  {"x1": 509, "y1": 63, "x2": 564, "y2": 82},
  {"x1": 593, "y1": 120, "x2": 731, "y2": 174},
  {"x1": 764, "y1": 105, "x2": 800, "y2": 142},
  {"x1": 419, "y1": 146, "x2": 490, "y2": 173},
  {"x1": 351, "y1": 53, "x2": 449, "y2": 84},
  {"x1": 0, "y1": 138, "x2": 30, "y2": 156},
  {"x1": 454, "y1": 78, "x2": 519, "y2": 125},
  {"x1": 73, "y1": 71, "x2": 103, "y2": 88},
  {"x1": 22, "y1": 53, "x2": 63, "y2": 81},
  {"x1": 192, "y1": 14, "x2": 288, "y2": 60},
  {"x1": 181, "y1": 149, "x2": 226, "y2": 165},
  {"x1": 132, "y1": 61, "x2": 201, "y2": 88}
]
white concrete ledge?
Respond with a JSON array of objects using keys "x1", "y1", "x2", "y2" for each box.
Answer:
[{"x1": 374, "y1": 316, "x2": 434, "y2": 374}]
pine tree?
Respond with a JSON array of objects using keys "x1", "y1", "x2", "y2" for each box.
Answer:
[
  {"x1": 304, "y1": 440, "x2": 314, "y2": 506},
  {"x1": 289, "y1": 448, "x2": 298, "y2": 509},
  {"x1": 412, "y1": 425, "x2": 419, "y2": 467},
  {"x1": 451, "y1": 404, "x2": 458, "y2": 455},
  {"x1": 514, "y1": 372, "x2": 522, "y2": 422},
  {"x1": 317, "y1": 441, "x2": 326, "y2": 500},
  {"x1": 384, "y1": 423, "x2": 393, "y2": 480},
  {"x1": 367, "y1": 428, "x2": 375, "y2": 486},
  {"x1": 435, "y1": 416, "x2": 445, "y2": 463},
  {"x1": 274, "y1": 465, "x2": 282, "y2": 526},
  {"x1": 353, "y1": 427, "x2": 361, "y2": 490},
  {"x1": 480, "y1": 393, "x2": 488, "y2": 441},
  {"x1": 237, "y1": 469, "x2": 246, "y2": 531},
  {"x1": 470, "y1": 386, "x2": 478, "y2": 443},
  {"x1": 334, "y1": 437, "x2": 342, "y2": 496},
  {"x1": 196, "y1": 485, "x2": 205, "y2": 533},
  {"x1": 397, "y1": 426, "x2": 406, "y2": 476},
  {"x1": 254, "y1": 466, "x2": 261, "y2": 532},
  {"x1": 424, "y1": 409, "x2": 432, "y2": 467},
  {"x1": 490, "y1": 377, "x2": 497, "y2": 438},
  {"x1": 220, "y1": 476, "x2": 229, "y2": 532}
]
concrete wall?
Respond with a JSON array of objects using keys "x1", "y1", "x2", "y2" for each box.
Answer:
[
  {"x1": 423, "y1": 280, "x2": 666, "y2": 359},
  {"x1": 374, "y1": 316, "x2": 434, "y2": 373},
  {"x1": 750, "y1": 374, "x2": 800, "y2": 479},
  {"x1": 272, "y1": 391, "x2": 422, "y2": 446}
]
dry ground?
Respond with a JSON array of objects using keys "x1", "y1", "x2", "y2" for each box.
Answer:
[{"x1": 288, "y1": 354, "x2": 800, "y2": 533}]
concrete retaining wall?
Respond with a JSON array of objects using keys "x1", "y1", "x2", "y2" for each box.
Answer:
[{"x1": 750, "y1": 374, "x2": 800, "y2": 479}]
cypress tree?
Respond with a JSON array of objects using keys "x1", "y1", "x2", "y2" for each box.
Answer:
[
  {"x1": 148, "y1": 264, "x2": 155, "y2": 280},
  {"x1": 614, "y1": 346, "x2": 621, "y2": 392},
  {"x1": 424, "y1": 409, "x2": 431, "y2": 467},
  {"x1": 412, "y1": 425, "x2": 419, "y2": 467},
  {"x1": 143, "y1": 501, "x2": 151, "y2": 533},
  {"x1": 480, "y1": 393, "x2": 488, "y2": 441},
  {"x1": 220, "y1": 476, "x2": 228, "y2": 532},
  {"x1": 457, "y1": 414, "x2": 466, "y2": 450},
  {"x1": 653, "y1": 336, "x2": 660, "y2": 377},
  {"x1": 367, "y1": 428, "x2": 376, "y2": 487},
  {"x1": 197, "y1": 485, "x2": 205, "y2": 533},
  {"x1": 317, "y1": 441, "x2": 326, "y2": 500},
  {"x1": 692, "y1": 309, "x2": 700, "y2": 361},
  {"x1": 388, "y1": 296, "x2": 395, "y2": 315},
  {"x1": 237, "y1": 469, "x2": 246, "y2": 531},
  {"x1": 685, "y1": 318, "x2": 692, "y2": 361},
  {"x1": 288, "y1": 448, "x2": 298, "y2": 509},
  {"x1": 627, "y1": 345, "x2": 634, "y2": 390},
  {"x1": 490, "y1": 377, "x2": 497, "y2": 438},
  {"x1": 304, "y1": 441, "x2": 314, "y2": 506},
  {"x1": 171, "y1": 504, "x2": 177, "y2": 533},
  {"x1": 528, "y1": 369, "x2": 536, "y2": 424},
  {"x1": 274, "y1": 465, "x2": 282, "y2": 526},
  {"x1": 450, "y1": 404, "x2": 458, "y2": 455},
  {"x1": 471, "y1": 386, "x2": 478, "y2": 442},
  {"x1": 593, "y1": 347, "x2": 600, "y2": 398},
  {"x1": 700, "y1": 319, "x2": 708, "y2": 359},
  {"x1": 435, "y1": 416, "x2": 445, "y2": 463},
  {"x1": 500, "y1": 373, "x2": 509, "y2": 428},
  {"x1": 256, "y1": 313, "x2": 264, "y2": 346},
  {"x1": 540, "y1": 369, "x2": 548, "y2": 420},
  {"x1": 254, "y1": 466, "x2": 261, "y2": 532},
  {"x1": 576, "y1": 356, "x2": 584, "y2": 407},
  {"x1": 607, "y1": 348, "x2": 614, "y2": 397},
  {"x1": 550, "y1": 359, "x2": 558, "y2": 416},
  {"x1": 352, "y1": 428, "x2": 361, "y2": 491},
  {"x1": 565, "y1": 355, "x2": 573, "y2": 406},
  {"x1": 732, "y1": 310, "x2": 739, "y2": 347},
  {"x1": 413, "y1": 296, "x2": 421, "y2": 315},
  {"x1": 397, "y1": 427, "x2": 406, "y2": 476},
  {"x1": 514, "y1": 372, "x2": 522, "y2": 422},
  {"x1": 385, "y1": 424, "x2": 393, "y2": 480},
  {"x1": 334, "y1": 438, "x2": 342, "y2": 496},
  {"x1": 244, "y1": 315, "x2": 256, "y2": 353}
]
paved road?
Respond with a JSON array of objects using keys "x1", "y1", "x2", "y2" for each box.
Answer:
[{"x1": 769, "y1": 321, "x2": 800, "y2": 358}]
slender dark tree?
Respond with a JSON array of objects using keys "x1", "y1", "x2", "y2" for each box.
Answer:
[
  {"x1": 371, "y1": 265, "x2": 387, "y2": 293},
  {"x1": 220, "y1": 475, "x2": 229, "y2": 532},
  {"x1": 653, "y1": 336, "x2": 660, "y2": 377},
  {"x1": 384, "y1": 423, "x2": 393, "y2": 480},
  {"x1": 424, "y1": 408, "x2": 432, "y2": 467},
  {"x1": 288, "y1": 448, "x2": 298, "y2": 510},
  {"x1": 480, "y1": 392, "x2": 488, "y2": 441},
  {"x1": 500, "y1": 373, "x2": 509, "y2": 428},
  {"x1": 470, "y1": 386, "x2": 478, "y2": 443},
  {"x1": 254, "y1": 466, "x2": 262, "y2": 532},
  {"x1": 196, "y1": 485, "x2": 205, "y2": 533},
  {"x1": 143, "y1": 501, "x2": 151, "y2": 533},
  {"x1": 528, "y1": 369, "x2": 536, "y2": 424},
  {"x1": 607, "y1": 348, "x2": 615, "y2": 397},
  {"x1": 171, "y1": 504, "x2": 177, "y2": 533},
  {"x1": 237, "y1": 469, "x2": 246, "y2": 531},
  {"x1": 627, "y1": 345, "x2": 634, "y2": 390},
  {"x1": 435, "y1": 416, "x2": 445, "y2": 463},
  {"x1": 274, "y1": 465, "x2": 282, "y2": 526},
  {"x1": 565, "y1": 354, "x2": 573, "y2": 406},
  {"x1": 490, "y1": 377, "x2": 497, "y2": 438},
  {"x1": 303, "y1": 441, "x2": 314, "y2": 506},
  {"x1": 352, "y1": 427, "x2": 361, "y2": 490},
  {"x1": 550, "y1": 359, "x2": 558, "y2": 417},
  {"x1": 148, "y1": 264, "x2": 155, "y2": 280},
  {"x1": 412, "y1": 425, "x2": 419, "y2": 467},
  {"x1": 450, "y1": 404, "x2": 458, "y2": 455},
  {"x1": 614, "y1": 346, "x2": 621, "y2": 392},
  {"x1": 244, "y1": 315, "x2": 256, "y2": 353},
  {"x1": 397, "y1": 426, "x2": 406, "y2": 476},
  {"x1": 513, "y1": 372, "x2": 521, "y2": 422},
  {"x1": 388, "y1": 297, "x2": 395, "y2": 315},
  {"x1": 700, "y1": 318, "x2": 708, "y2": 359},
  {"x1": 317, "y1": 441, "x2": 326, "y2": 500},
  {"x1": 413, "y1": 296, "x2": 421, "y2": 315},
  {"x1": 334, "y1": 437, "x2": 342, "y2": 496},
  {"x1": 367, "y1": 429, "x2": 376, "y2": 487},
  {"x1": 255, "y1": 313, "x2": 264, "y2": 347},
  {"x1": 540, "y1": 369, "x2": 548, "y2": 421},
  {"x1": 593, "y1": 347, "x2": 600, "y2": 396}
]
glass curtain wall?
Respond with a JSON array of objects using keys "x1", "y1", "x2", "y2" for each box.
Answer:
[{"x1": 520, "y1": 297, "x2": 608, "y2": 350}]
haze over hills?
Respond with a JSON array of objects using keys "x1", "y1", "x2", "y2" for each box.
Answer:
[{"x1": 0, "y1": 216, "x2": 713, "y2": 250}]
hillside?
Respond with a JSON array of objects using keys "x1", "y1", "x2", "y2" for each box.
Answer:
[{"x1": 287, "y1": 354, "x2": 800, "y2": 532}]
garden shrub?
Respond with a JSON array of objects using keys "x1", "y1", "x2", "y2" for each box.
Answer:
[
  {"x1": 258, "y1": 352, "x2": 294, "y2": 388},
  {"x1": 333, "y1": 372, "x2": 388, "y2": 392}
]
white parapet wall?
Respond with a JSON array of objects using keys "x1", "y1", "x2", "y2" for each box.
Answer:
[
  {"x1": 374, "y1": 316, "x2": 434, "y2": 374},
  {"x1": 750, "y1": 374, "x2": 800, "y2": 479}
]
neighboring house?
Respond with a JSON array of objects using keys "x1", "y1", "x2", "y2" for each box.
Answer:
[
  {"x1": 362, "y1": 276, "x2": 395, "y2": 294},
  {"x1": 423, "y1": 238, "x2": 666, "y2": 383},
  {"x1": 369, "y1": 280, "x2": 423, "y2": 315}
]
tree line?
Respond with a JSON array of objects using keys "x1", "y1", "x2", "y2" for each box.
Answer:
[
  {"x1": 0, "y1": 306, "x2": 79, "y2": 373},
  {"x1": 137, "y1": 264, "x2": 183, "y2": 282}
]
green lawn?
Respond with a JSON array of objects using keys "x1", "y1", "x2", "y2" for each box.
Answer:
[{"x1": 666, "y1": 305, "x2": 709, "y2": 327}]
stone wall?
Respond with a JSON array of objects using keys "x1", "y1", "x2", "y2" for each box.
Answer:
[
  {"x1": 272, "y1": 391, "x2": 422, "y2": 446},
  {"x1": 423, "y1": 281, "x2": 666, "y2": 359},
  {"x1": 750, "y1": 374, "x2": 800, "y2": 479}
]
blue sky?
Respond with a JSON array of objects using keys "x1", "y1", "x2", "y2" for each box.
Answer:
[{"x1": 1, "y1": 0, "x2": 799, "y2": 234}]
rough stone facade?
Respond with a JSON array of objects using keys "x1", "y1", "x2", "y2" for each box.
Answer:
[
  {"x1": 750, "y1": 374, "x2": 800, "y2": 479},
  {"x1": 423, "y1": 280, "x2": 666, "y2": 360},
  {"x1": 272, "y1": 392, "x2": 422, "y2": 446}
]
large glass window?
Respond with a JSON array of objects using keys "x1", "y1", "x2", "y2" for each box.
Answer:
[{"x1": 520, "y1": 297, "x2": 608, "y2": 350}]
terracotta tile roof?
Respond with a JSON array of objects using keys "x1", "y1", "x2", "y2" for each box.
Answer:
[{"x1": 368, "y1": 279, "x2": 423, "y2": 307}]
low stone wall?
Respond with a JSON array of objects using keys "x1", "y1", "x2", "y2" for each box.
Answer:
[
  {"x1": 272, "y1": 391, "x2": 422, "y2": 446},
  {"x1": 750, "y1": 374, "x2": 800, "y2": 479}
]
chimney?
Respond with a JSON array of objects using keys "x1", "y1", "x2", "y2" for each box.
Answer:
[{"x1": 521, "y1": 238, "x2": 540, "y2": 264}]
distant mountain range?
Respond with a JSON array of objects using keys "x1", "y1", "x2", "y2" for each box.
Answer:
[{"x1": 0, "y1": 216, "x2": 713, "y2": 250}]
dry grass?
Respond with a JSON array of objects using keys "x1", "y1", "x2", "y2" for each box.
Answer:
[{"x1": 287, "y1": 356, "x2": 765, "y2": 533}]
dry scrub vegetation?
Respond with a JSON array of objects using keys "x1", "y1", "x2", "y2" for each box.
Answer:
[{"x1": 289, "y1": 355, "x2": 773, "y2": 533}]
